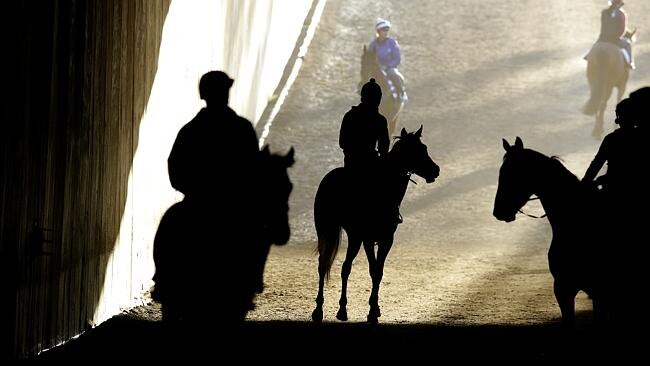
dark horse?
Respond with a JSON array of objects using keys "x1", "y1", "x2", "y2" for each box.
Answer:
[
  {"x1": 311, "y1": 126, "x2": 439, "y2": 323},
  {"x1": 493, "y1": 137, "x2": 612, "y2": 328},
  {"x1": 583, "y1": 41, "x2": 631, "y2": 138},
  {"x1": 152, "y1": 146, "x2": 294, "y2": 325},
  {"x1": 359, "y1": 45, "x2": 406, "y2": 137}
]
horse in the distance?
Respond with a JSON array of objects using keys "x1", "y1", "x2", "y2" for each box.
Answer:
[
  {"x1": 152, "y1": 146, "x2": 294, "y2": 326},
  {"x1": 493, "y1": 137, "x2": 613, "y2": 329},
  {"x1": 583, "y1": 33, "x2": 634, "y2": 138},
  {"x1": 359, "y1": 45, "x2": 406, "y2": 137},
  {"x1": 311, "y1": 126, "x2": 439, "y2": 323}
]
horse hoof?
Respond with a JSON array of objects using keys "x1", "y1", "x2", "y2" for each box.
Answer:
[
  {"x1": 336, "y1": 308, "x2": 348, "y2": 321},
  {"x1": 311, "y1": 308, "x2": 323, "y2": 323},
  {"x1": 367, "y1": 314, "x2": 379, "y2": 324}
]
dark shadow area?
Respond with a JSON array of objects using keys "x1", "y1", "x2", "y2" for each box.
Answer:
[
  {"x1": 494, "y1": 125, "x2": 648, "y2": 333},
  {"x1": 37, "y1": 309, "x2": 639, "y2": 362},
  {"x1": 2, "y1": 0, "x2": 170, "y2": 358},
  {"x1": 152, "y1": 71, "x2": 295, "y2": 326}
]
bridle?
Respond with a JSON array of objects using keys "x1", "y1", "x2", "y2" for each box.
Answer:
[{"x1": 517, "y1": 196, "x2": 547, "y2": 219}]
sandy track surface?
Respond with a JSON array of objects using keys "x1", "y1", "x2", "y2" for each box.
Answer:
[{"x1": 249, "y1": 0, "x2": 650, "y2": 325}]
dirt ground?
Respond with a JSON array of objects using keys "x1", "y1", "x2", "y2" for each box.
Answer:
[
  {"x1": 247, "y1": 0, "x2": 650, "y2": 325},
  {"x1": 39, "y1": 0, "x2": 650, "y2": 360}
]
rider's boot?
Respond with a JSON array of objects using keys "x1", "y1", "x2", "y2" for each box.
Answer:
[{"x1": 400, "y1": 90, "x2": 408, "y2": 103}]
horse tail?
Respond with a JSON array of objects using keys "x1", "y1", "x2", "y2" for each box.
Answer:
[
  {"x1": 314, "y1": 169, "x2": 343, "y2": 280},
  {"x1": 583, "y1": 45, "x2": 609, "y2": 116}
]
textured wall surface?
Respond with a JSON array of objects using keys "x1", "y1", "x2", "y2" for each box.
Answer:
[{"x1": 1, "y1": 0, "x2": 314, "y2": 359}]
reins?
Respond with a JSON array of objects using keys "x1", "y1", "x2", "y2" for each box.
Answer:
[{"x1": 518, "y1": 196, "x2": 547, "y2": 219}]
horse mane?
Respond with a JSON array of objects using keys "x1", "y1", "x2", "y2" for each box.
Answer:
[{"x1": 525, "y1": 149, "x2": 579, "y2": 186}]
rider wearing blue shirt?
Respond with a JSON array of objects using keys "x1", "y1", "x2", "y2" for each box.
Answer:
[{"x1": 369, "y1": 18, "x2": 407, "y2": 101}]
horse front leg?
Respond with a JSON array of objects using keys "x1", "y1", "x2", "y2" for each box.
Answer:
[
  {"x1": 337, "y1": 236, "x2": 362, "y2": 321},
  {"x1": 312, "y1": 252, "x2": 328, "y2": 322},
  {"x1": 362, "y1": 241, "x2": 378, "y2": 323},
  {"x1": 370, "y1": 238, "x2": 394, "y2": 322},
  {"x1": 388, "y1": 116, "x2": 398, "y2": 139},
  {"x1": 554, "y1": 280, "x2": 578, "y2": 331},
  {"x1": 592, "y1": 110, "x2": 604, "y2": 139}
]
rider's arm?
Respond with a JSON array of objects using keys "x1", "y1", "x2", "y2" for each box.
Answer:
[
  {"x1": 168, "y1": 127, "x2": 191, "y2": 194},
  {"x1": 582, "y1": 136, "x2": 610, "y2": 183},
  {"x1": 617, "y1": 9, "x2": 628, "y2": 38},
  {"x1": 339, "y1": 112, "x2": 352, "y2": 150},
  {"x1": 377, "y1": 116, "x2": 390, "y2": 156}
]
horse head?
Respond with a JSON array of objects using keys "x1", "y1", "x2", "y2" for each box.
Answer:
[
  {"x1": 493, "y1": 137, "x2": 537, "y2": 223},
  {"x1": 259, "y1": 145, "x2": 295, "y2": 245},
  {"x1": 390, "y1": 125, "x2": 440, "y2": 183},
  {"x1": 359, "y1": 45, "x2": 380, "y2": 92}
]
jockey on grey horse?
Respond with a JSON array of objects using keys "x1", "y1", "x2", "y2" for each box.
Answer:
[
  {"x1": 586, "y1": 0, "x2": 636, "y2": 70},
  {"x1": 368, "y1": 18, "x2": 408, "y2": 102}
]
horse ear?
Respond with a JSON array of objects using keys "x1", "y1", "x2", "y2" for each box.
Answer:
[
  {"x1": 415, "y1": 125, "x2": 423, "y2": 138},
  {"x1": 502, "y1": 138, "x2": 511, "y2": 152},
  {"x1": 514, "y1": 136, "x2": 524, "y2": 150},
  {"x1": 285, "y1": 147, "x2": 295, "y2": 166},
  {"x1": 400, "y1": 128, "x2": 408, "y2": 138}
]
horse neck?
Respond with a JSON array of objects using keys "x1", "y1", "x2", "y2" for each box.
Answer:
[
  {"x1": 534, "y1": 159, "x2": 580, "y2": 227},
  {"x1": 384, "y1": 154, "x2": 413, "y2": 207}
]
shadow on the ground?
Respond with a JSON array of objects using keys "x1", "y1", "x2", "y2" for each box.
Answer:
[{"x1": 36, "y1": 310, "x2": 637, "y2": 362}]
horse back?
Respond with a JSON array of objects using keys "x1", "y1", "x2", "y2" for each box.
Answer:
[{"x1": 586, "y1": 42, "x2": 626, "y2": 72}]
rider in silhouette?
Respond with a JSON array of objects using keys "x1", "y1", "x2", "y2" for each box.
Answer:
[
  {"x1": 594, "y1": 0, "x2": 635, "y2": 69},
  {"x1": 165, "y1": 70, "x2": 261, "y2": 325},
  {"x1": 340, "y1": 78, "x2": 389, "y2": 171},
  {"x1": 339, "y1": 78, "x2": 400, "y2": 223},
  {"x1": 582, "y1": 97, "x2": 638, "y2": 193},
  {"x1": 630, "y1": 86, "x2": 649, "y2": 129},
  {"x1": 369, "y1": 18, "x2": 407, "y2": 101},
  {"x1": 168, "y1": 70, "x2": 259, "y2": 202}
]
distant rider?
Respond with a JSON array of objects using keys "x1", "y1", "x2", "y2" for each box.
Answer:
[
  {"x1": 593, "y1": 0, "x2": 635, "y2": 69},
  {"x1": 369, "y1": 18, "x2": 408, "y2": 101}
]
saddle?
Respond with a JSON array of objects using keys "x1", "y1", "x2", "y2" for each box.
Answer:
[
  {"x1": 584, "y1": 41, "x2": 633, "y2": 69},
  {"x1": 343, "y1": 167, "x2": 401, "y2": 231}
]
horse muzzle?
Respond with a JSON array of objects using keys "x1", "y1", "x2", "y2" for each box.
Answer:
[{"x1": 493, "y1": 211, "x2": 516, "y2": 223}]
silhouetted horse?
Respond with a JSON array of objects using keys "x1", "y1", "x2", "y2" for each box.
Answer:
[
  {"x1": 583, "y1": 42, "x2": 630, "y2": 138},
  {"x1": 360, "y1": 45, "x2": 406, "y2": 137},
  {"x1": 311, "y1": 126, "x2": 439, "y2": 323},
  {"x1": 493, "y1": 137, "x2": 612, "y2": 329},
  {"x1": 152, "y1": 146, "x2": 294, "y2": 325}
]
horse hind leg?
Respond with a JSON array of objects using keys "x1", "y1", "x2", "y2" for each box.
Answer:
[
  {"x1": 362, "y1": 241, "x2": 379, "y2": 323},
  {"x1": 592, "y1": 86, "x2": 614, "y2": 139},
  {"x1": 616, "y1": 70, "x2": 629, "y2": 102},
  {"x1": 336, "y1": 236, "x2": 363, "y2": 321}
]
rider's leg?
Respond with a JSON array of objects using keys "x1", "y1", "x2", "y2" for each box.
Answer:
[
  {"x1": 619, "y1": 38, "x2": 635, "y2": 69},
  {"x1": 386, "y1": 68, "x2": 407, "y2": 100}
]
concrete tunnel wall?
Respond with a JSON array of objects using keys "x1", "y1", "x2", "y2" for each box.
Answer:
[{"x1": 1, "y1": 0, "x2": 316, "y2": 358}]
